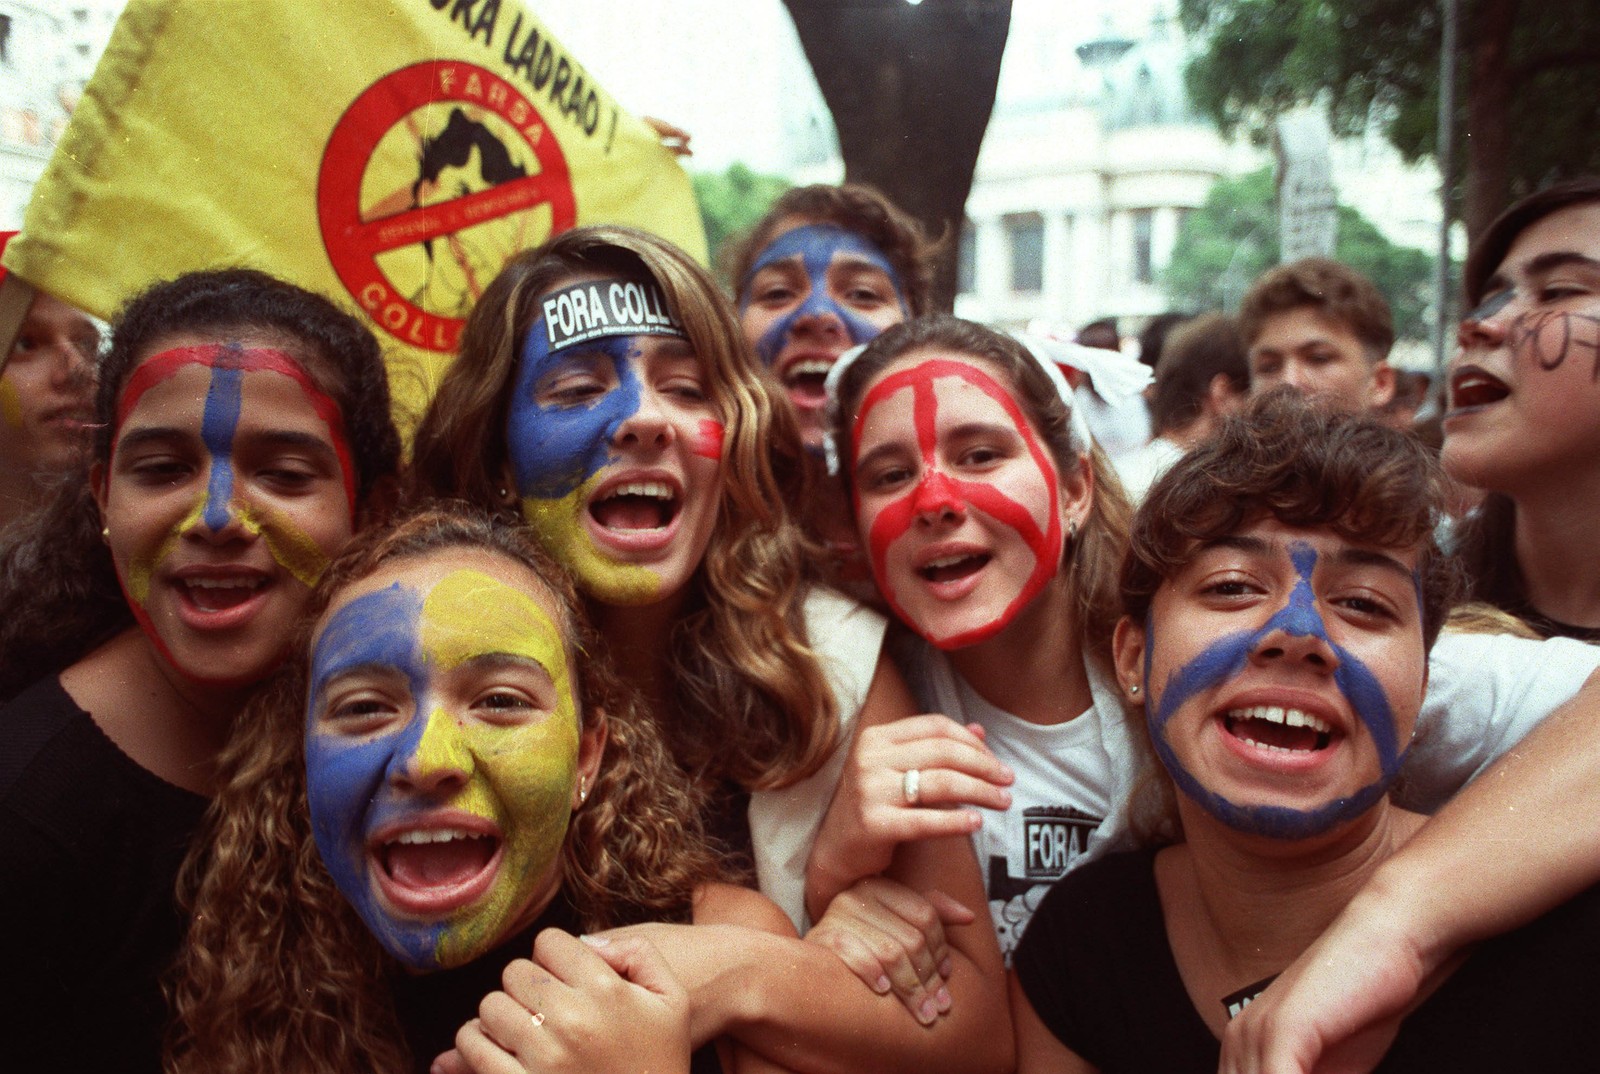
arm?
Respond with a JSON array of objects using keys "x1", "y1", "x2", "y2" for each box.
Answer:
[
  {"x1": 1010, "y1": 971, "x2": 1099, "y2": 1074},
  {"x1": 1221, "y1": 667, "x2": 1600, "y2": 1073}
]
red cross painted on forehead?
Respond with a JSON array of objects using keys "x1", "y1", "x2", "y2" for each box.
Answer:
[
  {"x1": 852, "y1": 358, "x2": 1064, "y2": 649},
  {"x1": 118, "y1": 344, "x2": 358, "y2": 514}
]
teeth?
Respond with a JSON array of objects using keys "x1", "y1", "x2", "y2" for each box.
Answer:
[
  {"x1": 185, "y1": 577, "x2": 263, "y2": 590},
  {"x1": 787, "y1": 359, "x2": 834, "y2": 379},
  {"x1": 607, "y1": 481, "x2": 673, "y2": 501},
  {"x1": 1228, "y1": 705, "x2": 1332, "y2": 734},
  {"x1": 924, "y1": 554, "x2": 975, "y2": 570},
  {"x1": 390, "y1": 828, "x2": 485, "y2": 846}
]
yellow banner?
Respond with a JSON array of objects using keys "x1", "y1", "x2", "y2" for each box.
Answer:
[{"x1": 4, "y1": 0, "x2": 706, "y2": 413}]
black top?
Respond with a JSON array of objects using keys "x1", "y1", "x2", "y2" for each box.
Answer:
[
  {"x1": 391, "y1": 889, "x2": 723, "y2": 1074},
  {"x1": 1016, "y1": 848, "x2": 1600, "y2": 1072},
  {"x1": 0, "y1": 675, "x2": 209, "y2": 1074}
]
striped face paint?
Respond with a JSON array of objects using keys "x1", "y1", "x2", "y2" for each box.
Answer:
[
  {"x1": 851, "y1": 357, "x2": 1062, "y2": 650},
  {"x1": 305, "y1": 563, "x2": 579, "y2": 971},
  {"x1": 1143, "y1": 537, "x2": 1419, "y2": 840},
  {"x1": 507, "y1": 278, "x2": 723, "y2": 607},
  {"x1": 105, "y1": 344, "x2": 356, "y2": 685}
]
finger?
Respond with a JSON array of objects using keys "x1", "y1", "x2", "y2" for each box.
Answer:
[
  {"x1": 868, "y1": 713, "x2": 993, "y2": 751},
  {"x1": 866, "y1": 804, "x2": 987, "y2": 845},
  {"x1": 532, "y1": 927, "x2": 630, "y2": 991},
  {"x1": 478, "y1": 990, "x2": 547, "y2": 1057},
  {"x1": 578, "y1": 934, "x2": 683, "y2": 998},
  {"x1": 867, "y1": 738, "x2": 1013, "y2": 789},
  {"x1": 498, "y1": 957, "x2": 556, "y2": 1013},
  {"x1": 452, "y1": 1018, "x2": 525, "y2": 1074},
  {"x1": 427, "y1": 1044, "x2": 476, "y2": 1074},
  {"x1": 923, "y1": 887, "x2": 979, "y2": 928},
  {"x1": 894, "y1": 766, "x2": 1014, "y2": 811},
  {"x1": 808, "y1": 923, "x2": 892, "y2": 995},
  {"x1": 863, "y1": 880, "x2": 954, "y2": 981}
]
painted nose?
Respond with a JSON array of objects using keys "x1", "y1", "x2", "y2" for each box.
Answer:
[
  {"x1": 613, "y1": 388, "x2": 674, "y2": 450},
  {"x1": 912, "y1": 470, "x2": 966, "y2": 522},
  {"x1": 389, "y1": 706, "x2": 473, "y2": 795},
  {"x1": 790, "y1": 292, "x2": 848, "y2": 338},
  {"x1": 1250, "y1": 621, "x2": 1340, "y2": 672}
]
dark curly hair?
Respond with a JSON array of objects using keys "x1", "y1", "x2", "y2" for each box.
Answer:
[
  {"x1": 1122, "y1": 389, "x2": 1460, "y2": 651},
  {"x1": 0, "y1": 269, "x2": 401, "y2": 700}
]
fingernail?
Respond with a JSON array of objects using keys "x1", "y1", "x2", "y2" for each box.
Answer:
[
  {"x1": 874, "y1": 975, "x2": 891, "y2": 994},
  {"x1": 919, "y1": 996, "x2": 938, "y2": 1024},
  {"x1": 936, "y1": 986, "x2": 952, "y2": 1011},
  {"x1": 939, "y1": 957, "x2": 953, "y2": 978},
  {"x1": 579, "y1": 934, "x2": 610, "y2": 947}
]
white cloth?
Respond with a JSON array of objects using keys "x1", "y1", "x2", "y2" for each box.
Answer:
[
  {"x1": 748, "y1": 587, "x2": 888, "y2": 933},
  {"x1": 891, "y1": 627, "x2": 1600, "y2": 962},
  {"x1": 1111, "y1": 435, "x2": 1185, "y2": 504}
]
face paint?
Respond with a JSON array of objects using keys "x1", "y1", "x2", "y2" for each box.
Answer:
[
  {"x1": 852, "y1": 357, "x2": 1063, "y2": 649},
  {"x1": 1464, "y1": 289, "x2": 1514, "y2": 324},
  {"x1": 305, "y1": 564, "x2": 580, "y2": 971},
  {"x1": 740, "y1": 224, "x2": 908, "y2": 367},
  {"x1": 505, "y1": 276, "x2": 722, "y2": 607},
  {"x1": 1144, "y1": 542, "x2": 1411, "y2": 840},
  {"x1": 104, "y1": 343, "x2": 357, "y2": 686}
]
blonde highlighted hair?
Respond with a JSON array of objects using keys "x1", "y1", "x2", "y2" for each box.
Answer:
[
  {"x1": 409, "y1": 225, "x2": 836, "y2": 791},
  {"x1": 165, "y1": 506, "x2": 725, "y2": 1074}
]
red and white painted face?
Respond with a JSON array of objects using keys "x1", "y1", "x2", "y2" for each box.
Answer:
[{"x1": 850, "y1": 350, "x2": 1066, "y2": 649}]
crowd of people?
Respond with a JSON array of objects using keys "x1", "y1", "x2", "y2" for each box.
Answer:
[{"x1": 3, "y1": 173, "x2": 1600, "y2": 1074}]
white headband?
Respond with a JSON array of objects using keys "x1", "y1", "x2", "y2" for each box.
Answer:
[{"x1": 820, "y1": 327, "x2": 1096, "y2": 477}]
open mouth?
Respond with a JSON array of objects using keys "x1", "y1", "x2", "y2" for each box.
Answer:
[
  {"x1": 782, "y1": 358, "x2": 835, "y2": 406},
  {"x1": 1222, "y1": 705, "x2": 1333, "y2": 753},
  {"x1": 179, "y1": 575, "x2": 268, "y2": 613},
  {"x1": 1450, "y1": 367, "x2": 1510, "y2": 410},
  {"x1": 589, "y1": 481, "x2": 679, "y2": 531},
  {"x1": 376, "y1": 832, "x2": 496, "y2": 909},
  {"x1": 918, "y1": 552, "x2": 990, "y2": 584}
]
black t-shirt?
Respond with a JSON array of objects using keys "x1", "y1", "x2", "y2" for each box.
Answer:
[
  {"x1": 1016, "y1": 848, "x2": 1600, "y2": 1072},
  {"x1": 0, "y1": 676, "x2": 209, "y2": 1074}
]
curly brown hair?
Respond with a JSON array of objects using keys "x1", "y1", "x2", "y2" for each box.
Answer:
[
  {"x1": 827, "y1": 315, "x2": 1133, "y2": 665},
  {"x1": 409, "y1": 225, "x2": 837, "y2": 792},
  {"x1": 1122, "y1": 389, "x2": 1460, "y2": 651},
  {"x1": 727, "y1": 184, "x2": 942, "y2": 317},
  {"x1": 1238, "y1": 257, "x2": 1395, "y2": 363},
  {"x1": 165, "y1": 505, "x2": 725, "y2": 1074}
]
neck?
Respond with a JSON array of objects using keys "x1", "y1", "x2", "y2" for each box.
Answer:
[
  {"x1": 0, "y1": 466, "x2": 42, "y2": 533},
  {"x1": 947, "y1": 576, "x2": 1093, "y2": 725},
  {"x1": 590, "y1": 589, "x2": 687, "y2": 714},
  {"x1": 1511, "y1": 483, "x2": 1600, "y2": 628}
]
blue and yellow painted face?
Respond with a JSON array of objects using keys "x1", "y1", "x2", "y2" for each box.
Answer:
[
  {"x1": 505, "y1": 275, "x2": 724, "y2": 607},
  {"x1": 1137, "y1": 527, "x2": 1424, "y2": 840},
  {"x1": 304, "y1": 556, "x2": 581, "y2": 971}
]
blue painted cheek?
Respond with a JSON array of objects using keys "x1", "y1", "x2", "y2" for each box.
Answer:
[
  {"x1": 304, "y1": 584, "x2": 442, "y2": 967},
  {"x1": 199, "y1": 364, "x2": 243, "y2": 531},
  {"x1": 506, "y1": 329, "x2": 642, "y2": 500}
]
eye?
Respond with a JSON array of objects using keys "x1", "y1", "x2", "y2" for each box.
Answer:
[
  {"x1": 1252, "y1": 356, "x2": 1281, "y2": 377},
  {"x1": 539, "y1": 373, "x2": 609, "y2": 407},
  {"x1": 1333, "y1": 592, "x2": 1399, "y2": 621},
  {"x1": 322, "y1": 692, "x2": 403, "y2": 734},
  {"x1": 860, "y1": 460, "x2": 914, "y2": 492},
  {"x1": 756, "y1": 284, "x2": 797, "y2": 305},
  {"x1": 958, "y1": 444, "x2": 1006, "y2": 467},
  {"x1": 1536, "y1": 282, "x2": 1594, "y2": 302},
  {"x1": 661, "y1": 375, "x2": 708, "y2": 402},
  {"x1": 1197, "y1": 573, "x2": 1265, "y2": 601},
  {"x1": 125, "y1": 454, "x2": 195, "y2": 484}
]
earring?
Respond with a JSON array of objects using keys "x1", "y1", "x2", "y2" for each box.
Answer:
[
  {"x1": 497, "y1": 487, "x2": 510, "y2": 500},
  {"x1": 1068, "y1": 520, "x2": 1078, "y2": 541},
  {"x1": 578, "y1": 779, "x2": 588, "y2": 804},
  {"x1": 1128, "y1": 683, "x2": 1140, "y2": 696},
  {"x1": 101, "y1": 526, "x2": 110, "y2": 544}
]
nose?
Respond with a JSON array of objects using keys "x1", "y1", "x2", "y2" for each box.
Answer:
[
  {"x1": 1249, "y1": 621, "x2": 1340, "y2": 673},
  {"x1": 1458, "y1": 309, "x2": 1510, "y2": 350},
  {"x1": 790, "y1": 292, "x2": 847, "y2": 339},
  {"x1": 388, "y1": 706, "x2": 474, "y2": 796},
  {"x1": 1280, "y1": 361, "x2": 1314, "y2": 393},
  {"x1": 612, "y1": 386, "x2": 675, "y2": 451},
  {"x1": 912, "y1": 470, "x2": 966, "y2": 524}
]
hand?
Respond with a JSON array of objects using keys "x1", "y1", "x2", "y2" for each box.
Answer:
[
  {"x1": 809, "y1": 715, "x2": 1013, "y2": 911},
  {"x1": 641, "y1": 116, "x2": 693, "y2": 157},
  {"x1": 807, "y1": 877, "x2": 976, "y2": 1026},
  {"x1": 438, "y1": 930, "x2": 691, "y2": 1074},
  {"x1": 1219, "y1": 900, "x2": 1437, "y2": 1074}
]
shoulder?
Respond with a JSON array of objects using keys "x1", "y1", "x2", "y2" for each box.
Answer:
[
  {"x1": 802, "y1": 586, "x2": 889, "y2": 715},
  {"x1": 0, "y1": 676, "x2": 93, "y2": 798},
  {"x1": 692, "y1": 882, "x2": 800, "y2": 937}
]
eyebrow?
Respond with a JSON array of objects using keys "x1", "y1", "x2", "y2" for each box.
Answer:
[
  {"x1": 1487, "y1": 252, "x2": 1600, "y2": 296},
  {"x1": 1195, "y1": 534, "x2": 1413, "y2": 582}
]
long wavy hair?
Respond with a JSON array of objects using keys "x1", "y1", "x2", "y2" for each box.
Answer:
[
  {"x1": 166, "y1": 506, "x2": 725, "y2": 1074},
  {"x1": 410, "y1": 225, "x2": 836, "y2": 791},
  {"x1": 827, "y1": 315, "x2": 1134, "y2": 668},
  {"x1": 0, "y1": 268, "x2": 401, "y2": 701}
]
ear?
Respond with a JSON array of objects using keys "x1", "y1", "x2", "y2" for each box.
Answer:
[
  {"x1": 1112, "y1": 615, "x2": 1147, "y2": 705},
  {"x1": 1368, "y1": 360, "x2": 1397, "y2": 410},
  {"x1": 497, "y1": 459, "x2": 520, "y2": 509},
  {"x1": 1204, "y1": 372, "x2": 1245, "y2": 419},
  {"x1": 1058, "y1": 451, "x2": 1095, "y2": 534},
  {"x1": 573, "y1": 710, "x2": 608, "y2": 810},
  {"x1": 90, "y1": 460, "x2": 109, "y2": 520}
]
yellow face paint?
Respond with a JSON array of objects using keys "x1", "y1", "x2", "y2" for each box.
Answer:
[
  {"x1": 520, "y1": 470, "x2": 661, "y2": 606},
  {"x1": 124, "y1": 497, "x2": 332, "y2": 605}
]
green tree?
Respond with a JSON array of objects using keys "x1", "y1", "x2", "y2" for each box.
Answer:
[
  {"x1": 1178, "y1": 0, "x2": 1600, "y2": 239},
  {"x1": 1164, "y1": 169, "x2": 1438, "y2": 340},
  {"x1": 691, "y1": 164, "x2": 792, "y2": 282}
]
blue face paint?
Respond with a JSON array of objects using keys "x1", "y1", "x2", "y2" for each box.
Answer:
[
  {"x1": 304, "y1": 582, "x2": 443, "y2": 968},
  {"x1": 1465, "y1": 289, "x2": 1514, "y2": 324},
  {"x1": 1145, "y1": 542, "x2": 1408, "y2": 840},
  {"x1": 740, "y1": 224, "x2": 908, "y2": 366},
  {"x1": 506, "y1": 330, "x2": 643, "y2": 501},
  {"x1": 199, "y1": 363, "x2": 244, "y2": 531}
]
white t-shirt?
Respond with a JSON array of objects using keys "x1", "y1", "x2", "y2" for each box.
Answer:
[
  {"x1": 893, "y1": 628, "x2": 1600, "y2": 962},
  {"x1": 748, "y1": 587, "x2": 888, "y2": 932},
  {"x1": 1112, "y1": 435, "x2": 1185, "y2": 504}
]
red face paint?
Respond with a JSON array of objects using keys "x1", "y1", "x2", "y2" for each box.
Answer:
[
  {"x1": 692, "y1": 418, "x2": 725, "y2": 460},
  {"x1": 851, "y1": 358, "x2": 1064, "y2": 649}
]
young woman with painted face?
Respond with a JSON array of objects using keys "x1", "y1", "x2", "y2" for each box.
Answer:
[
  {"x1": 411, "y1": 227, "x2": 1010, "y2": 1074},
  {"x1": 1446, "y1": 176, "x2": 1600, "y2": 641},
  {"x1": 1012, "y1": 396, "x2": 1600, "y2": 1072},
  {"x1": 167, "y1": 507, "x2": 785, "y2": 1074},
  {"x1": 729, "y1": 184, "x2": 938, "y2": 598},
  {"x1": 817, "y1": 315, "x2": 1133, "y2": 962},
  {"x1": 0, "y1": 269, "x2": 401, "y2": 1074}
]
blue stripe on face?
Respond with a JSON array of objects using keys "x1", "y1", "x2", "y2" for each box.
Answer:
[
  {"x1": 740, "y1": 224, "x2": 908, "y2": 366},
  {"x1": 1145, "y1": 542, "x2": 1407, "y2": 840},
  {"x1": 506, "y1": 328, "x2": 642, "y2": 501},
  {"x1": 199, "y1": 363, "x2": 244, "y2": 531},
  {"x1": 304, "y1": 582, "x2": 445, "y2": 969}
]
